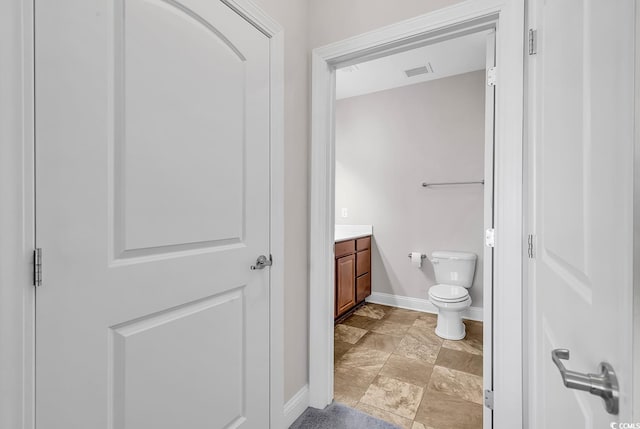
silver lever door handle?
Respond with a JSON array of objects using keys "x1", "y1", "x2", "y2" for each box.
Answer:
[
  {"x1": 551, "y1": 349, "x2": 619, "y2": 415},
  {"x1": 250, "y1": 255, "x2": 272, "y2": 270}
]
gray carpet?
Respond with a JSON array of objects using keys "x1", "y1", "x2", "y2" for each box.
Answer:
[{"x1": 289, "y1": 402, "x2": 401, "y2": 429}]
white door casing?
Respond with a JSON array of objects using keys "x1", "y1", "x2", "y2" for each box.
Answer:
[
  {"x1": 309, "y1": 1, "x2": 525, "y2": 427},
  {"x1": 483, "y1": 29, "x2": 496, "y2": 429},
  {"x1": 527, "y1": 0, "x2": 635, "y2": 426},
  {"x1": 35, "y1": 0, "x2": 276, "y2": 427}
]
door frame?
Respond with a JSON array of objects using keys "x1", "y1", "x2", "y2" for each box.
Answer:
[
  {"x1": 0, "y1": 1, "x2": 286, "y2": 428},
  {"x1": 636, "y1": 2, "x2": 640, "y2": 419},
  {"x1": 628, "y1": 0, "x2": 640, "y2": 419},
  {"x1": 483, "y1": 29, "x2": 496, "y2": 429},
  {"x1": 308, "y1": 0, "x2": 525, "y2": 427}
]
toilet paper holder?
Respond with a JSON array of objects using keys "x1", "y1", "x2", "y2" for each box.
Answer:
[{"x1": 407, "y1": 253, "x2": 427, "y2": 259}]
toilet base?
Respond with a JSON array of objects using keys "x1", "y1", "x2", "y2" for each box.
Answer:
[
  {"x1": 429, "y1": 297, "x2": 471, "y2": 340},
  {"x1": 435, "y1": 321, "x2": 466, "y2": 340}
]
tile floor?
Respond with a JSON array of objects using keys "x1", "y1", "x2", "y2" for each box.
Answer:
[{"x1": 334, "y1": 303, "x2": 483, "y2": 429}]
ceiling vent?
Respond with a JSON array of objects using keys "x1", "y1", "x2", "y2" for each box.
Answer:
[{"x1": 404, "y1": 62, "x2": 434, "y2": 78}]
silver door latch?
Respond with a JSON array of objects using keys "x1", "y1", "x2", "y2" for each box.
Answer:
[
  {"x1": 250, "y1": 254, "x2": 272, "y2": 270},
  {"x1": 551, "y1": 349, "x2": 619, "y2": 415}
]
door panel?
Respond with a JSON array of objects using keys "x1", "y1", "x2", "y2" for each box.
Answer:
[
  {"x1": 110, "y1": 291, "x2": 244, "y2": 428},
  {"x1": 540, "y1": 0, "x2": 587, "y2": 279},
  {"x1": 35, "y1": 0, "x2": 271, "y2": 427},
  {"x1": 529, "y1": 0, "x2": 634, "y2": 425},
  {"x1": 116, "y1": 0, "x2": 247, "y2": 253}
]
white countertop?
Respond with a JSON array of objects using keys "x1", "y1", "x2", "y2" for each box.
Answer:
[{"x1": 334, "y1": 225, "x2": 373, "y2": 242}]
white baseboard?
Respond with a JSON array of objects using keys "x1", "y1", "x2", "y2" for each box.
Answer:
[
  {"x1": 283, "y1": 384, "x2": 309, "y2": 428},
  {"x1": 366, "y1": 292, "x2": 484, "y2": 322}
]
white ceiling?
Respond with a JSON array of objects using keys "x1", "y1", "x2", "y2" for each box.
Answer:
[{"x1": 336, "y1": 31, "x2": 490, "y2": 100}]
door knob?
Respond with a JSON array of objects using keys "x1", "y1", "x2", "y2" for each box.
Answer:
[
  {"x1": 551, "y1": 349, "x2": 619, "y2": 415},
  {"x1": 250, "y1": 255, "x2": 272, "y2": 270}
]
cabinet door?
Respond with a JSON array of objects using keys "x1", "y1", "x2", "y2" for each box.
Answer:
[{"x1": 336, "y1": 254, "x2": 356, "y2": 316}]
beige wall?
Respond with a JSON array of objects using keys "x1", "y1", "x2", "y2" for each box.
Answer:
[
  {"x1": 308, "y1": 0, "x2": 465, "y2": 48},
  {"x1": 251, "y1": 0, "x2": 310, "y2": 401},
  {"x1": 335, "y1": 71, "x2": 486, "y2": 307},
  {"x1": 254, "y1": 0, "x2": 469, "y2": 404}
]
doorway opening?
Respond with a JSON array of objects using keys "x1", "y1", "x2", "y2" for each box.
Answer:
[
  {"x1": 330, "y1": 29, "x2": 495, "y2": 427},
  {"x1": 309, "y1": 3, "x2": 525, "y2": 427}
]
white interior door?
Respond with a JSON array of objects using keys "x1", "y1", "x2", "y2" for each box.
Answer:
[
  {"x1": 528, "y1": 0, "x2": 635, "y2": 426},
  {"x1": 35, "y1": 1, "x2": 271, "y2": 428}
]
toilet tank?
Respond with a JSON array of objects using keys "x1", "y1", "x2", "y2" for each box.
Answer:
[{"x1": 431, "y1": 251, "x2": 477, "y2": 288}]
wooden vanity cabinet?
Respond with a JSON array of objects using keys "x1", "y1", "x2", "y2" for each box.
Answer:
[{"x1": 335, "y1": 235, "x2": 372, "y2": 319}]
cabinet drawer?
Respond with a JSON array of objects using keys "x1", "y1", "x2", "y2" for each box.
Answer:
[
  {"x1": 335, "y1": 240, "x2": 355, "y2": 258},
  {"x1": 356, "y1": 272, "x2": 371, "y2": 303},
  {"x1": 356, "y1": 249, "x2": 371, "y2": 276},
  {"x1": 356, "y1": 236, "x2": 371, "y2": 251}
]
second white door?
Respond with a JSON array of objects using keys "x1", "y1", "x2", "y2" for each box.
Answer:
[
  {"x1": 528, "y1": 0, "x2": 634, "y2": 426},
  {"x1": 35, "y1": 0, "x2": 272, "y2": 428}
]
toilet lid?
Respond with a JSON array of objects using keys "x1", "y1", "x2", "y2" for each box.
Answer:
[{"x1": 429, "y1": 284, "x2": 469, "y2": 302}]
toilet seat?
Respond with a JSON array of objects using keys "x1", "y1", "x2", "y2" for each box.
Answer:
[{"x1": 428, "y1": 284, "x2": 469, "y2": 303}]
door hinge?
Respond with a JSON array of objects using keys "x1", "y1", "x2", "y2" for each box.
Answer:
[
  {"x1": 484, "y1": 389, "x2": 494, "y2": 410},
  {"x1": 528, "y1": 29, "x2": 537, "y2": 55},
  {"x1": 485, "y1": 228, "x2": 495, "y2": 248},
  {"x1": 487, "y1": 67, "x2": 497, "y2": 86},
  {"x1": 33, "y1": 248, "x2": 42, "y2": 287},
  {"x1": 527, "y1": 234, "x2": 535, "y2": 259}
]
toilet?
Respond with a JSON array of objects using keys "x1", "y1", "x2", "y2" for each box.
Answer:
[{"x1": 428, "y1": 250, "x2": 477, "y2": 340}]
